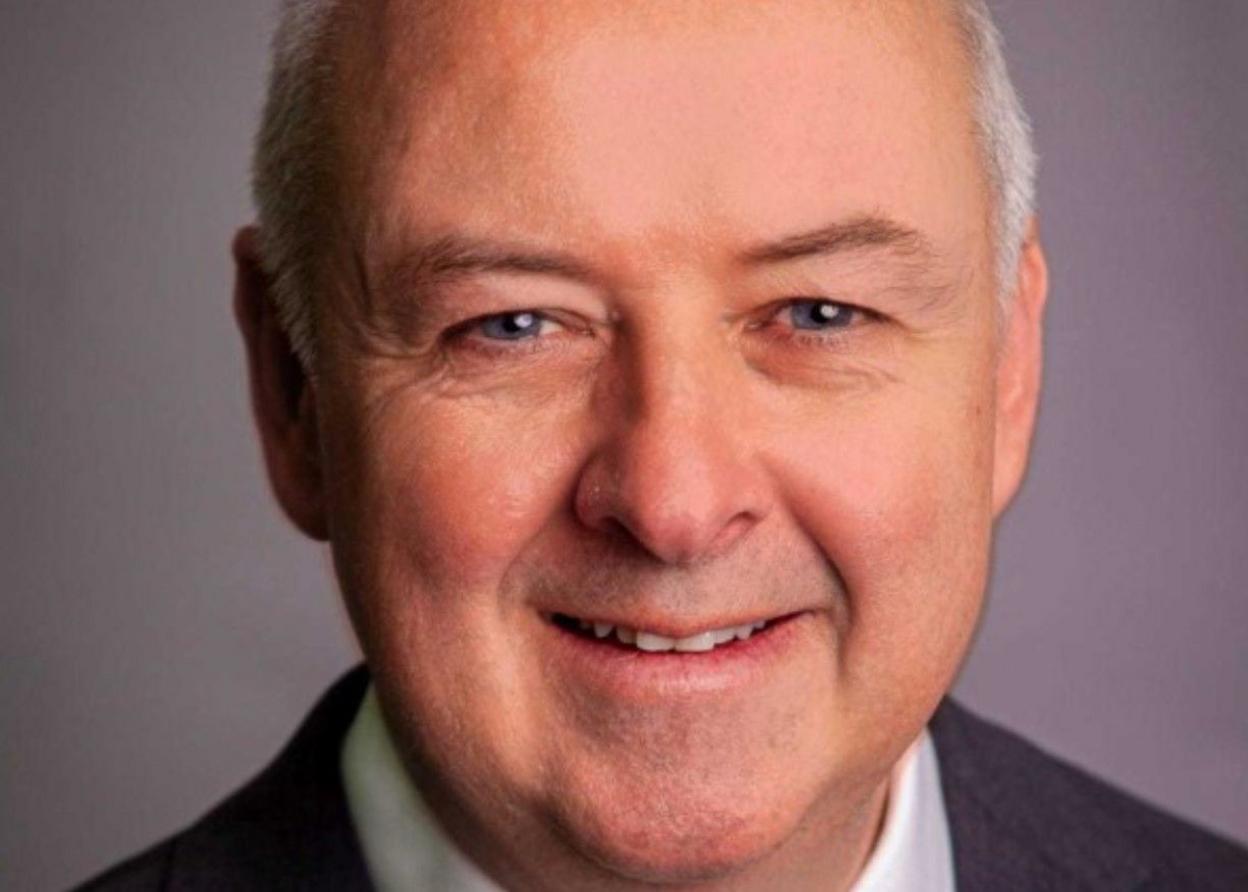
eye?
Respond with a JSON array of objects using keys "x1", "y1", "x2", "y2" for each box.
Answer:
[
  {"x1": 474, "y1": 310, "x2": 555, "y2": 340},
  {"x1": 785, "y1": 298, "x2": 856, "y2": 331},
  {"x1": 443, "y1": 309, "x2": 582, "y2": 359}
]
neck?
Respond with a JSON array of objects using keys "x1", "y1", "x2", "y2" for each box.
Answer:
[{"x1": 412, "y1": 756, "x2": 894, "y2": 892}]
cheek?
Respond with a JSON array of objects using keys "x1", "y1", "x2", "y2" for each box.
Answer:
[
  {"x1": 321, "y1": 385, "x2": 594, "y2": 795},
  {"x1": 328, "y1": 389, "x2": 587, "y2": 594},
  {"x1": 770, "y1": 372, "x2": 996, "y2": 692}
]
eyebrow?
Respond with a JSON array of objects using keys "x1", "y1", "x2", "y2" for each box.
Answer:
[
  {"x1": 372, "y1": 213, "x2": 934, "y2": 301},
  {"x1": 738, "y1": 215, "x2": 935, "y2": 266},
  {"x1": 375, "y1": 233, "x2": 597, "y2": 298}
]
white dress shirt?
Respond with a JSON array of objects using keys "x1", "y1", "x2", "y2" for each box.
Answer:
[{"x1": 342, "y1": 685, "x2": 955, "y2": 891}]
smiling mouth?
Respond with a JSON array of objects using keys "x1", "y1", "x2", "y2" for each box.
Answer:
[{"x1": 548, "y1": 612, "x2": 796, "y2": 654}]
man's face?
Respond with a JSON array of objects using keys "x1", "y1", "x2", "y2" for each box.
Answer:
[{"x1": 269, "y1": 0, "x2": 1039, "y2": 884}]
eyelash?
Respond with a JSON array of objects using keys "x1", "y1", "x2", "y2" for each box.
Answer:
[{"x1": 445, "y1": 298, "x2": 873, "y2": 357}]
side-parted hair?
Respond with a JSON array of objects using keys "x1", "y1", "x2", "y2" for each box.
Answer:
[{"x1": 253, "y1": 0, "x2": 1037, "y2": 371}]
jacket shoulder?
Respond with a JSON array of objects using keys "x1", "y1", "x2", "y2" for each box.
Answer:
[
  {"x1": 931, "y1": 698, "x2": 1248, "y2": 891},
  {"x1": 74, "y1": 839, "x2": 176, "y2": 891},
  {"x1": 71, "y1": 667, "x2": 374, "y2": 891}
]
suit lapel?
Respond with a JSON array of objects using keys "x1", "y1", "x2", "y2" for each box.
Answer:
[{"x1": 930, "y1": 698, "x2": 1153, "y2": 892}]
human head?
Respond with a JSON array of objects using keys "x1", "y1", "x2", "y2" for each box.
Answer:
[
  {"x1": 252, "y1": 0, "x2": 1037, "y2": 371},
  {"x1": 234, "y1": 0, "x2": 1048, "y2": 886}
]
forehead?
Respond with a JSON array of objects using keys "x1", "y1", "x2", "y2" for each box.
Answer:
[{"x1": 333, "y1": 0, "x2": 986, "y2": 274}]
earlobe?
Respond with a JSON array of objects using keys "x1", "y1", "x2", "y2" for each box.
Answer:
[
  {"x1": 233, "y1": 226, "x2": 330, "y2": 541},
  {"x1": 992, "y1": 221, "x2": 1049, "y2": 517}
]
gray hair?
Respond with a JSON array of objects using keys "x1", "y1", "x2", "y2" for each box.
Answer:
[
  {"x1": 252, "y1": 0, "x2": 340, "y2": 371},
  {"x1": 956, "y1": 0, "x2": 1038, "y2": 309},
  {"x1": 252, "y1": 0, "x2": 1036, "y2": 370}
]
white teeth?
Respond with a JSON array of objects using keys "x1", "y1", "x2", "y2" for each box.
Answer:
[
  {"x1": 635, "y1": 631, "x2": 676, "y2": 652},
  {"x1": 563, "y1": 617, "x2": 774, "y2": 653},
  {"x1": 674, "y1": 631, "x2": 717, "y2": 653}
]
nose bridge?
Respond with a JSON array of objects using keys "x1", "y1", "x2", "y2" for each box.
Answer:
[
  {"x1": 631, "y1": 319, "x2": 715, "y2": 419},
  {"x1": 575, "y1": 322, "x2": 771, "y2": 565},
  {"x1": 637, "y1": 330, "x2": 740, "y2": 458}
]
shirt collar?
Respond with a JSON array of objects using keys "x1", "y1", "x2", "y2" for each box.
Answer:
[
  {"x1": 851, "y1": 719, "x2": 956, "y2": 892},
  {"x1": 342, "y1": 684, "x2": 954, "y2": 891}
]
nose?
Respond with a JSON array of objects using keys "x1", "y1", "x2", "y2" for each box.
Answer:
[{"x1": 574, "y1": 340, "x2": 773, "y2": 566}]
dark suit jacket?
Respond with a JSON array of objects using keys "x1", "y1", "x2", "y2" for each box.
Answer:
[{"x1": 75, "y1": 667, "x2": 1248, "y2": 891}]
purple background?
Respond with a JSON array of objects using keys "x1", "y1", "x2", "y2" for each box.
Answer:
[{"x1": 2, "y1": 2, "x2": 1245, "y2": 888}]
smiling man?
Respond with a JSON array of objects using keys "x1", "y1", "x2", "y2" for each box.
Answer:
[{"x1": 79, "y1": 1, "x2": 1248, "y2": 890}]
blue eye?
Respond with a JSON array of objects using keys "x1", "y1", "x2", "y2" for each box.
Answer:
[
  {"x1": 787, "y1": 299, "x2": 854, "y2": 330},
  {"x1": 477, "y1": 311, "x2": 544, "y2": 340}
]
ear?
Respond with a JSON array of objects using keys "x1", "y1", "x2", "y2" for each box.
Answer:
[
  {"x1": 233, "y1": 226, "x2": 329, "y2": 541},
  {"x1": 992, "y1": 219, "x2": 1049, "y2": 517}
]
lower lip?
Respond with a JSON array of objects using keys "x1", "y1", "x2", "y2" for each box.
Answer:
[{"x1": 543, "y1": 612, "x2": 812, "y2": 700}]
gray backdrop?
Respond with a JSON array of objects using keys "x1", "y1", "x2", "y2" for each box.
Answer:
[{"x1": 2, "y1": 2, "x2": 1245, "y2": 889}]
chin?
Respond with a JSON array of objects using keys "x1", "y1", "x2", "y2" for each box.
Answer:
[{"x1": 549, "y1": 780, "x2": 805, "y2": 885}]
